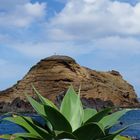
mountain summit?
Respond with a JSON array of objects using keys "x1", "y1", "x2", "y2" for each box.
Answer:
[{"x1": 0, "y1": 55, "x2": 139, "y2": 112}]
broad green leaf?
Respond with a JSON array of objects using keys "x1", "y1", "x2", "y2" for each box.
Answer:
[
  {"x1": 26, "y1": 95, "x2": 46, "y2": 116},
  {"x1": 32, "y1": 84, "x2": 58, "y2": 110},
  {"x1": 60, "y1": 86, "x2": 84, "y2": 131},
  {"x1": 13, "y1": 137, "x2": 25, "y2": 140},
  {"x1": 56, "y1": 132, "x2": 77, "y2": 140},
  {"x1": 4, "y1": 116, "x2": 50, "y2": 139},
  {"x1": 73, "y1": 122, "x2": 105, "y2": 140},
  {"x1": 43, "y1": 118, "x2": 54, "y2": 134},
  {"x1": 4, "y1": 116, "x2": 37, "y2": 133},
  {"x1": 101, "y1": 135, "x2": 120, "y2": 140},
  {"x1": 100, "y1": 110, "x2": 129, "y2": 129},
  {"x1": 0, "y1": 134, "x2": 24, "y2": 140},
  {"x1": 14, "y1": 133, "x2": 52, "y2": 140},
  {"x1": 0, "y1": 134, "x2": 12, "y2": 139},
  {"x1": 85, "y1": 108, "x2": 111, "y2": 124},
  {"x1": 44, "y1": 105, "x2": 72, "y2": 132},
  {"x1": 100, "y1": 127, "x2": 128, "y2": 140},
  {"x1": 14, "y1": 133, "x2": 41, "y2": 139},
  {"x1": 22, "y1": 116, "x2": 52, "y2": 139},
  {"x1": 26, "y1": 94, "x2": 53, "y2": 133},
  {"x1": 83, "y1": 108, "x2": 97, "y2": 123},
  {"x1": 114, "y1": 135, "x2": 131, "y2": 140}
]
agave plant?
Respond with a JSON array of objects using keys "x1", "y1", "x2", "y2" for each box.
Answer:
[{"x1": 0, "y1": 86, "x2": 131, "y2": 140}]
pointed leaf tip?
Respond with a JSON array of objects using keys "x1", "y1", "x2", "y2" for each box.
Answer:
[{"x1": 60, "y1": 86, "x2": 84, "y2": 131}]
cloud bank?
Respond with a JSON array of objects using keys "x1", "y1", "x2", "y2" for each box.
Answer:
[{"x1": 0, "y1": 0, "x2": 46, "y2": 28}]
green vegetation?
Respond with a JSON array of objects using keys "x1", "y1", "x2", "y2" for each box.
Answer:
[{"x1": 0, "y1": 86, "x2": 131, "y2": 140}]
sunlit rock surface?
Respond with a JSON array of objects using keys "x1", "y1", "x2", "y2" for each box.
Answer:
[{"x1": 0, "y1": 55, "x2": 139, "y2": 112}]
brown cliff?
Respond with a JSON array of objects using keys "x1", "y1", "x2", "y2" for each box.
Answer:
[{"x1": 0, "y1": 55, "x2": 139, "y2": 112}]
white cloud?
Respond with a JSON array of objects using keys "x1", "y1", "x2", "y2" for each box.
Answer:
[
  {"x1": 0, "y1": 0, "x2": 29, "y2": 9},
  {"x1": 24, "y1": 2, "x2": 46, "y2": 17},
  {"x1": 8, "y1": 36, "x2": 140, "y2": 59},
  {"x1": 10, "y1": 41, "x2": 94, "y2": 59},
  {"x1": 48, "y1": 0, "x2": 140, "y2": 41},
  {"x1": 2, "y1": 0, "x2": 140, "y2": 57},
  {"x1": 0, "y1": 1, "x2": 47, "y2": 28},
  {"x1": 94, "y1": 36, "x2": 140, "y2": 54}
]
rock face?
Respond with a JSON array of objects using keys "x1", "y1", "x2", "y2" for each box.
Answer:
[{"x1": 0, "y1": 55, "x2": 139, "y2": 112}]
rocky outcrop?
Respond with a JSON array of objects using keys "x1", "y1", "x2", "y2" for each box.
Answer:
[
  {"x1": 0, "y1": 98, "x2": 32, "y2": 113},
  {"x1": 0, "y1": 55, "x2": 139, "y2": 112}
]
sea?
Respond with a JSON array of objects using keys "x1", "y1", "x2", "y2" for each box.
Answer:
[{"x1": 0, "y1": 110, "x2": 140, "y2": 139}]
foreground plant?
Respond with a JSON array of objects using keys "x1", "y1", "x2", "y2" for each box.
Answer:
[{"x1": 0, "y1": 86, "x2": 131, "y2": 140}]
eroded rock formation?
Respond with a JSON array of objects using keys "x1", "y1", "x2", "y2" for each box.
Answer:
[{"x1": 0, "y1": 55, "x2": 139, "y2": 112}]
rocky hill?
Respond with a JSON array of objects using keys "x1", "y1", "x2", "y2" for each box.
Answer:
[{"x1": 0, "y1": 55, "x2": 139, "y2": 112}]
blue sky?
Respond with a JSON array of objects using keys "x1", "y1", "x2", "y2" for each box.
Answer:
[{"x1": 0, "y1": 0, "x2": 140, "y2": 97}]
